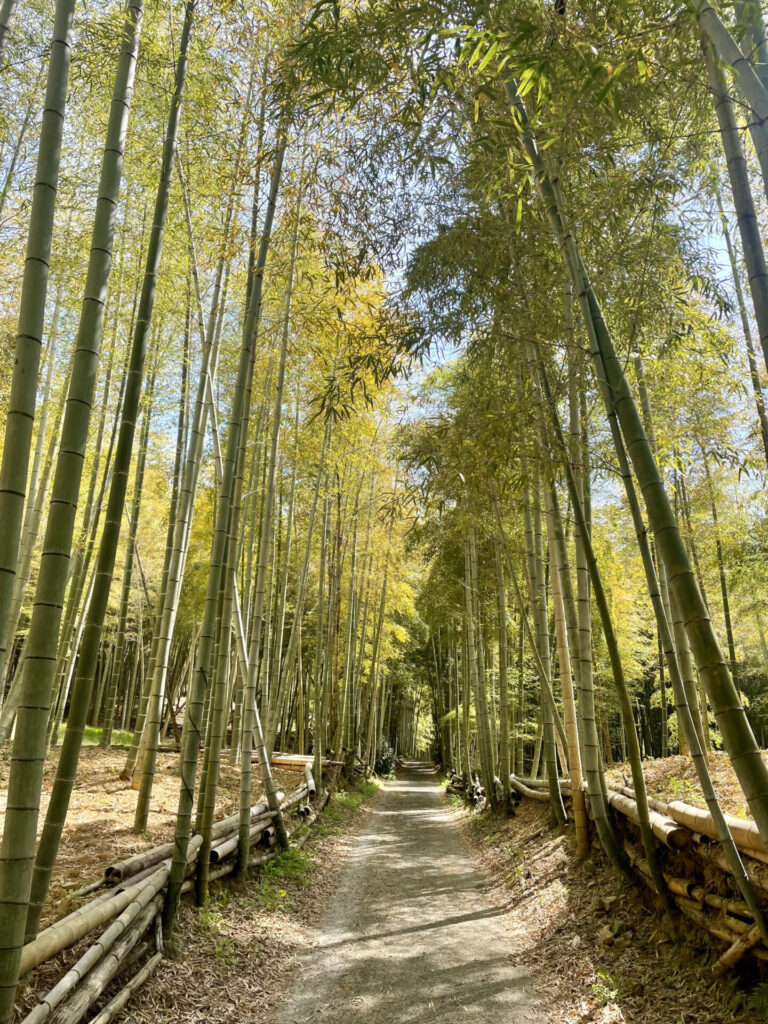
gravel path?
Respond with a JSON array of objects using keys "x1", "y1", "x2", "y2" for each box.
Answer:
[{"x1": 268, "y1": 762, "x2": 542, "y2": 1023}]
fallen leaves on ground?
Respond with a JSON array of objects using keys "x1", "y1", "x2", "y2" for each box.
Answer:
[{"x1": 454, "y1": 794, "x2": 762, "y2": 1024}]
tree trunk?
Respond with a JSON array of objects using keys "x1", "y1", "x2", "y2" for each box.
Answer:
[
  {"x1": 0, "y1": 0, "x2": 142, "y2": 1002},
  {"x1": 22, "y1": 0, "x2": 189, "y2": 942},
  {"x1": 0, "y1": 0, "x2": 76, "y2": 702}
]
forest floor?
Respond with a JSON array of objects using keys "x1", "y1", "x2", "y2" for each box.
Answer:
[
  {"x1": 0, "y1": 738, "x2": 300, "y2": 929},
  {"x1": 4, "y1": 749, "x2": 768, "y2": 1024},
  {"x1": 458, "y1": 794, "x2": 765, "y2": 1024}
]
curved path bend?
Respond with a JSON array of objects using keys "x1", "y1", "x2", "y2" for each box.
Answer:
[{"x1": 269, "y1": 762, "x2": 542, "y2": 1024}]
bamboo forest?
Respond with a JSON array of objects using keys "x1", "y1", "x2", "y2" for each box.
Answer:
[{"x1": 13, "y1": 1, "x2": 768, "y2": 1022}]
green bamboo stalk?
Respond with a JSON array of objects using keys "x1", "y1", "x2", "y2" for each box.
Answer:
[
  {"x1": 312, "y1": 489, "x2": 330, "y2": 786},
  {"x1": 101, "y1": 357, "x2": 162, "y2": 748},
  {"x1": 695, "y1": 2, "x2": 768, "y2": 195},
  {"x1": 557, "y1": 344, "x2": 768, "y2": 936},
  {"x1": 0, "y1": 0, "x2": 143, "y2": 1002},
  {"x1": 538, "y1": 361, "x2": 665, "y2": 898},
  {"x1": 233, "y1": 166, "x2": 297, "y2": 875},
  {"x1": 126, "y1": 132, "x2": 240, "y2": 801},
  {"x1": 465, "y1": 528, "x2": 498, "y2": 808},
  {"x1": 493, "y1": 537, "x2": 512, "y2": 812},
  {"x1": 700, "y1": 444, "x2": 737, "y2": 676},
  {"x1": 505, "y1": 75, "x2": 768, "y2": 850},
  {"x1": 522, "y1": 482, "x2": 565, "y2": 823},
  {"x1": 22, "y1": 0, "x2": 190, "y2": 942},
  {"x1": 164, "y1": 130, "x2": 289, "y2": 927},
  {"x1": 0, "y1": 0, "x2": 18, "y2": 66},
  {"x1": 716, "y1": 192, "x2": 768, "y2": 466},
  {"x1": 546, "y1": 491, "x2": 588, "y2": 853},
  {"x1": 0, "y1": 276, "x2": 65, "y2": 696},
  {"x1": 0, "y1": 0, "x2": 76, "y2": 698}
]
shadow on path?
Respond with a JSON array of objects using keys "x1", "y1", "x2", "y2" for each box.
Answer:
[{"x1": 267, "y1": 761, "x2": 543, "y2": 1024}]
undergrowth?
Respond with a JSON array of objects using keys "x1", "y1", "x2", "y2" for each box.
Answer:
[
  {"x1": 256, "y1": 848, "x2": 315, "y2": 910},
  {"x1": 234, "y1": 776, "x2": 381, "y2": 913},
  {"x1": 55, "y1": 725, "x2": 134, "y2": 747}
]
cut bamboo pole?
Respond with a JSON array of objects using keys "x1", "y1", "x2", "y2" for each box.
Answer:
[
  {"x1": 19, "y1": 868, "x2": 165, "y2": 978},
  {"x1": 509, "y1": 775, "x2": 550, "y2": 802},
  {"x1": 47, "y1": 896, "x2": 162, "y2": 1024},
  {"x1": 87, "y1": 950, "x2": 163, "y2": 1024},
  {"x1": 210, "y1": 813, "x2": 274, "y2": 863},
  {"x1": 20, "y1": 868, "x2": 167, "y2": 1024},
  {"x1": 697, "y1": 841, "x2": 768, "y2": 893},
  {"x1": 515, "y1": 776, "x2": 572, "y2": 794},
  {"x1": 715, "y1": 925, "x2": 763, "y2": 974},
  {"x1": 107, "y1": 802, "x2": 271, "y2": 879},
  {"x1": 673, "y1": 895, "x2": 743, "y2": 946},
  {"x1": 607, "y1": 790, "x2": 690, "y2": 850},
  {"x1": 667, "y1": 800, "x2": 765, "y2": 857}
]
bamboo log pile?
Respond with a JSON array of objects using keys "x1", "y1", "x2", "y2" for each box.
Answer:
[
  {"x1": 17, "y1": 781, "x2": 319, "y2": 1024},
  {"x1": 495, "y1": 772, "x2": 768, "y2": 970},
  {"x1": 509, "y1": 775, "x2": 551, "y2": 802},
  {"x1": 251, "y1": 752, "x2": 343, "y2": 771}
]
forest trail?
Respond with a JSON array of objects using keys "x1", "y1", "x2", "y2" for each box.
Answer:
[{"x1": 268, "y1": 763, "x2": 542, "y2": 1024}]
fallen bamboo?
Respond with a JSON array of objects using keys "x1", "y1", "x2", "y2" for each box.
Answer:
[
  {"x1": 661, "y1": 874, "x2": 753, "y2": 921},
  {"x1": 715, "y1": 924, "x2": 763, "y2": 975},
  {"x1": 21, "y1": 783, "x2": 310, "y2": 1000},
  {"x1": 47, "y1": 895, "x2": 162, "y2": 1024},
  {"x1": 509, "y1": 775, "x2": 550, "y2": 801},
  {"x1": 304, "y1": 763, "x2": 316, "y2": 796},
  {"x1": 21, "y1": 868, "x2": 169, "y2": 1024},
  {"x1": 617, "y1": 785, "x2": 669, "y2": 817},
  {"x1": 516, "y1": 776, "x2": 571, "y2": 791},
  {"x1": 68, "y1": 879, "x2": 107, "y2": 901},
  {"x1": 253, "y1": 753, "x2": 343, "y2": 770},
  {"x1": 673, "y1": 894, "x2": 742, "y2": 946},
  {"x1": 248, "y1": 849, "x2": 277, "y2": 869},
  {"x1": 22, "y1": 838, "x2": 202, "y2": 977},
  {"x1": 607, "y1": 790, "x2": 690, "y2": 850},
  {"x1": 87, "y1": 950, "x2": 163, "y2": 1024},
  {"x1": 281, "y1": 785, "x2": 309, "y2": 810},
  {"x1": 667, "y1": 801, "x2": 766, "y2": 859},
  {"x1": 293, "y1": 813, "x2": 318, "y2": 848},
  {"x1": 209, "y1": 813, "x2": 274, "y2": 863},
  {"x1": 20, "y1": 869, "x2": 164, "y2": 979},
  {"x1": 106, "y1": 798, "x2": 273, "y2": 880},
  {"x1": 697, "y1": 841, "x2": 768, "y2": 893}
]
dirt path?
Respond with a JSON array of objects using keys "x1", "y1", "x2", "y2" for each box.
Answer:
[{"x1": 268, "y1": 762, "x2": 542, "y2": 1024}]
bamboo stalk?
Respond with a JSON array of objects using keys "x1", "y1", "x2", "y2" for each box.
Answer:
[
  {"x1": 715, "y1": 925, "x2": 763, "y2": 975},
  {"x1": 667, "y1": 800, "x2": 765, "y2": 857},
  {"x1": 606, "y1": 790, "x2": 690, "y2": 850},
  {"x1": 509, "y1": 775, "x2": 550, "y2": 802},
  {"x1": 209, "y1": 813, "x2": 274, "y2": 863},
  {"x1": 19, "y1": 867, "x2": 166, "y2": 979},
  {"x1": 46, "y1": 896, "x2": 162, "y2": 1024}
]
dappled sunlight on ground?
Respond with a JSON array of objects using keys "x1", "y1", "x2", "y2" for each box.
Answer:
[{"x1": 458, "y1": 796, "x2": 761, "y2": 1023}]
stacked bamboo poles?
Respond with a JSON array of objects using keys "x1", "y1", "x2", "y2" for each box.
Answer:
[
  {"x1": 510, "y1": 775, "x2": 768, "y2": 971},
  {"x1": 16, "y1": 779, "x2": 317, "y2": 1024}
]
